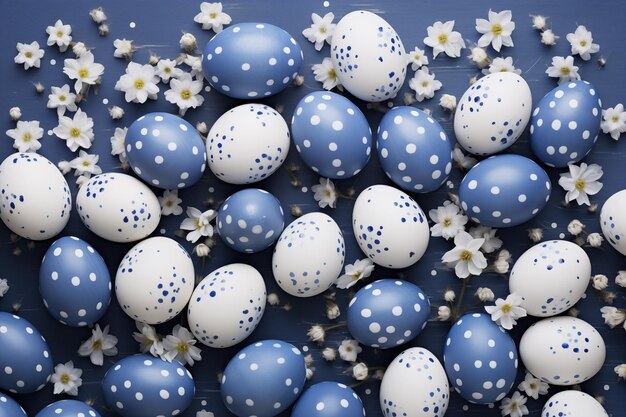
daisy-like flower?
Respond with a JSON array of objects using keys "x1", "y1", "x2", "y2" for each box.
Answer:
[
  {"x1": 541, "y1": 29, "x2": 560, "y2": 46},
  {"x1": 453, "y1": 145, "x2": 478, "y2": 170},
  {"x1": 53, "y1": 108, "x2": 94, "y2": 152},
  {"x1": 14, "y1": 41, "x2": 44, "y2": 70},
  {"x1": 601, "y1": 104, "x2": 626, "y2": 140},
  {"x1": 46, "y1": 19, "x2": 72, "y2": 52},
  {"x1": 164, "y1": 73, "x2": 205, "y2": 116},
  {"x1": 600, "y1": 306, "x2": 626, "y2": 328},
  {"x1": 6, "y1": 120, "x2": 44, "y2": 153},
  {"x1": 156, "y1": 59, "x2": 184, "y2": 83},
  {"x1": 500, "y1": 391, "x2": 529, "y2": 417},
  {"x1": 63, "y1": 52, "x2": 105, "y2": 93},
  {"x1": 159, "y1": 189, "x2": 183, "y2": 216},
  {"x1": 429, "y1": 201, "x2": 468, "y2": 240},
  {"x1": 312, "y1": 57, "x2": 341, "y2": 91},
  {"x1": 0, "y1": 278, "x2": 9, "y2": 297},
  {"x1": 441, "y1": 231, "x2": 487, "y2": 278},
  {"x1": 51, "y1": 361, "x2": 82, "y2": 396},
  {"x1": 180, "y1": 207, "x2": 216, "y2": 243},
  {"x1": 132, "y1": 321, "x2": 164, "y2": 357},
  {"x1": 485, "y1": 293, "x2": 527, "y2": 330},
  {"x1": 407, "y1": 47, "x2": 429, "y2": 71},
  {"x1": 114, "y1": 62, "x2": 160, "y2": 104},
  {"x1": 113, "y1": 38, "x2": 136, "y2": 60},
  {"x1": 545, "y1": 56, "x2": 580, "y2": 84},
  {"x1": 162, "y1": 325, "x2": 202, "y2": 366},
  {"x1": 77, "y1": 324, "x2": 118, "y2": 366},
  {"x1": 566, "y1": 25, "x2": 599, "y2": 61},
  {"x1": 408, "y1": 67, "x2": 442, "y2": 102},
  {"x1": 469, "y1": 225, "x2": 503, "y2": 253},
  {"x1": 338, "y1": 339, "x2": 362, "y2": 362},
  {"x1": 423, "y1": 20, "x2": 466, "y2": 59},
  {"x1": 302, "y1": 12, "x2": 336, "y2": 51},
  {"x1": 482, "y1": 56, "x2": 521, "y2": 75},
  {"x1": 110, "y1": 127, "x2": 127, "y2": 163},
  {"x1": 194, "y1": 2, "x2": 232, "y2": 32},
  {"x1": 68, "y1": 150, "x2": 102, "y2": 177},
  {"x1": 335, "y1": 258, "x2": 375, "y2": 289},
  {"x1": 47, "y1": 85, "x2": 78, "y2": 116},
  {"x1": 558, "y1": 162, "x2": 603, "y2": 206},
  {"x1": 476, "y1": 10, "x2": 515, "y2": 52},
  {"x1": 518, "y1": 372, "x2": 549, "y2": 399},
  {"x1": 312, "y1": 177, "x2": 337, "y2": 208}
]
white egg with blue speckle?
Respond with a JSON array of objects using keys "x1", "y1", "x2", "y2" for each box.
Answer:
[
  {"x1": 35, "y1": 400, "x2": 101, "y2": 417},
  {"x1": 292, "y1": 382, "x2": 365, "y2": 417},
  {"x1": 600, "y1": 189, "x2": 626, "y2": 255},
  {"x1": 541, "y1": 391, "x2": 608, "y2": 417}
]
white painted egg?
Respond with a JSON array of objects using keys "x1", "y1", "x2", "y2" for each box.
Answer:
[
  {"x1": 542, "y1": 390, "x2": 608, "y2": 417},
  {"x1": 116, "y1": 237, "x2": 195, "y2": 324},
  {"x1": 519, "y1": 316, "x2": 605, "y2": 385},
  {"x1": 0, "y1": 153, "x2": 70, "y2": 240},
  {"x1": 331, "y1": 11, "x2": 406, "y2": 102},
  {"x1": 454, "y1": 72, "x2": 532, "y2": 155},
  {"x1": 509, "y1": 240, "x2": 591, "y2": 317},
  {"x1": 76, "y1": 173, "x2": 160, "y2": 242},
  {"x1": 272, "y1": 212, "x2": 345, "y2": 297},
  {"x1": 188, "y1": 263, "x2": 266, "y2": 348},
  {"x1": 600, "y1": 189, "x2": 626, "y2": 255},
  {"x1": 352, "y1": 185, "x2": 429, "y2": 268}
]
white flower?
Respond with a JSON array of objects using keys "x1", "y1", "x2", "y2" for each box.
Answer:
[
  {"x1": 453, "y1": 145, "x2": 478, "y2": 170},
  {"x1": 468, "y1": 46, "x2": 490, "y2": 68},
  {"x1": 322, "y1": 347, "x2": 336, "y2": 361},
  {"x1": 184, "y1": 55, "x2": 204, "y2": 79},
  {"x1": 180, "y1": 207, "x2": 216, "y2": 243},
  {"x1": 77, "y1": 324, "x2": 118, "y2": 366},
  {"x1": 500, "y1": 391, "x2": 529, "y2": 417},
  {"x1": 327, "y1": 303, "x2": 340, "y2": 319},
  {"x1": 566, "y1": 25, "x2": 599, "y2": 61},
  {"x1": 156, "y1": 59, "x2": 184, "y2": 83},
  {"x1": 108, "y1": 106, "x2": 124, "y2": 120},
  {"x1": 545, "y1": 56, "x2": 580, "y2": 84},
  {"x1": 69, "y1": 151, "x2": 102, "y2": 177},
  {"x1": 302, "y1": 12, "x2": 336, "y2": 51},
  {"x1": 132, "y1": 321, "x2": 163, "y2": 357},
  {"x1": 336, "y1": 258, "x2": 375, "y2": 289},
  {"x1": 72, "y1": 42, "x2": 89, "y2": 58},
  {"x1": 592, "y1": 274, "x2": 609, "y2": 291},
  {"x1": 47, "y1": 85, "x2": 77, "y2": 117},
  {"x1": 194, "y1": 243, "x2": 211, "y2": 257},
  {"x1": 469, "y1": 225, "x2": 502, "y2": 253},
  {"x1": 113, "y1": 38, "x2": 135, "y2": 59},
  {"x1": 429, "y1": 201, "x2": 468, "y2": 240},
  {"x1": 312, "y1": 57, "x2": 341, "y2": 91},
  {"x1": 540, "y1": 29, "x2": 559, "y2": 46},
  {"x1": 567, "y1": 219, "x2": 585, "y2": 235},
  {"x1": 267, "y1": 293, "x2": 280, "y2": 306},
  {"x1": 63, "y1": 52, "x2": 104, "y2": 93},
  {"x1": 162, "y1": 325, "x2": 202, "y2": 366},
  {"x1": 179, "y1": 33, "x2": 197, "y2": 52},
  {"x1": 14, "y1": 41, "x2": 44, "y2": 70},
  {"x1": 194, "y1": 2, "x2": 232, "y2": 33},
  {"x1": 352, "y1": 362, "x2": 368, "y2": 381},
  {"x1": 444, "y1": 290, "x2": 456, "y2": 302},
  {"x1": 615, "y1": 364, "x2": 626, "y2": 379},
  {"x1": 46, "y1": 19, "x2": 72, "y2": 52},
  {"x1": 437, "y1": 305, "x2": 451, "y2": 321},
  {"x1": 76, "y1": 175, "x2": 90, "y2": 188},
  {"x1": 439, "y1": 94, "x2": 457, "y2": 111},
  {"x1": 312, "y1": 177, "x2": 337, "y2": 208},
  {"x1": 0, "y1": 278, "x2": 9, "y2": 297},
  {"x1": 307, "y1": 325, "x2": 325, "y2": 344},
  {"x1": 476, "y1": 287, "x2": 495, "y2": 302},
  {"x1": 482, "y1": 56, "x2": 521, "y2": 75},
  {"x1": 600, "y1": 306, "x2": 625, "y2": 328},
  {"x1": 165, "y1": 73, "x2": 205, "y2": 116},
  {"x1": 485, "y1": 293, "x2": 527, "y2": 330},
  {"x1": 58, "y1": 160, "x2": 71, "y2": 174},
  {"x1": 338, "y1": 339, "x2": 362, "y2": 362},
  {"x1": 114, "y1": 62, "x2": 160, "y2": 103},
  {"x1": 53, "y1": 108, "x2": 94, "y2": 152},
  {"x1": 494, "y1": 249, "x2": 512, "y2": 274},
  {"x1": 305, "y1": 367, "x2": 315, "y2": 380},
  {"x1": 159, "y1": 189, "x2": 183, "y2": 216},
  {"x1": 90, "y1": 7, "x2": 107, "y2": 24},
  {"x1": 601, "y1": 104, "x2": 626, "y2": 140},
  {"x1": 528, "y1": 228, "x2": 543, "y2": 242},
  {"x1": 409, "y1": 67, "x2": 442, "y2": 102},
  {"x1": 531, "y1": 15, "x2": 547, "y2": 31},
  {"x1": 442, "y1": 231, "x2": 487, "y2": 278},
  {"x1": 423, "y1": 20, "x2": 465, "y2": 58},
  {"x1": 476, "y1": 10, "x2": 515, "y2": 52},
  {"x1": 110, "y1": 127, "x2": 127, "y2": 163},
  {"x1": 587, "y1": 232, "x2": 603, "y2": 248},
  {"x1": 6, "y1": 120, "x2": 43, "y2": 153},
  {"x1": 558, "y1": 163, "x2": 603, "y2": 206},
  {"x1": 9, "y1": 107, "x2": 21, "y2": 122},
  {"x1": 51, "y1": 361, "x2": 82, "y2": 396},
  {"x1": 616, "y1": 271, "x2": 626, "y2": 288},
  {"x1": 407, "y1": 46, "x2": 429, "y2": 71},
  {"x1": 518, "y1": 372, "x2": 549, "y2": 400}
]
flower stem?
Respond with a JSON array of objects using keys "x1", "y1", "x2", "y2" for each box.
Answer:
[{"x1": 452, "y1": 278, "x2": 469, "y2": 321}]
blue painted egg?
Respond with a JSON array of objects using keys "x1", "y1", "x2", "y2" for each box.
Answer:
[
  {"x1": 459, "y1": 155, "x2": 551, "y2": 227},
  {"x1": 291, "y1": 91, "x2": 372, "y2": 179},
  {"x1": 221, "y1": 339, "x2": 306, "y2": 417},
  {"x1": 125, "y1": 112, "x2": 207, "y2": 189},
  {"x1": 530, "y1": 80, "x2": 602, "y2": 167},
  {"x1": 40, "y1": 236, "x2": 111, "y2": 327},
  {"x1": 444, "y1": 313, "x2": 518, "y2": 404},
  {"x1": 202, "y1": 23, "x2": 303, "y2": 99},
  {"x1": 0, "y1": 393, "x2": 27, "y2": 417},
  {"x1": 377, "y1": 107, "x2": 453, "y2": 193},
  {"x1": 35, "y1": 400, "x2": 101, "y2": 417},
  {"x1": 292, "y1": 382, "x2": 365, "y2": 417},
  {"x1": 347, "y1": 279, "x2": 430, "y2": 349},
  {"x1": 102, "y1": 354, "x2": 195, "y2": 417},
  {"x1": 217, "y1": 189, "x2": 284, "y2": 253},
  {"x1": 0, "y1": 312, "x2": 53, "y2": 394}
]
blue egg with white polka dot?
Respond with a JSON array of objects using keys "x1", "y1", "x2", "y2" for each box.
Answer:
[
  {"x1": 292, "y1": 382, "x2": 365, "y2": 417},
  {"x1": 35, "y1": 400, "x2": 101, "y2": 417},
  {"x1": 102, "y1": 354, "x2": 195, "y2": 417},
  {"x1": 347, "y1": 279, "x2": 430, "y2": 349},
  {"x1": 291, "y1": 91, "x2": 372, "y2": 178},
  {"x1": 459, "y1": 154, "x2": 551, "y2": 227},
  {"x1": 530, "y1": 80, "x2": 602, "y2": 167},
  {"x1": 377, "y1": 107, "x2": 453, "y2": 193},
  {"x1": 0, "y1": 312, "x2": 53, "y2": 394},
  {"x1": 221, "y1": 339, "x2": 306, "y2": 417},
  {"x1": 217, "y1": 189, "x2": 284, "y2": 253},
  {"x1": 0, "y1": 392, "x2": 27, "y2": 417},
  {"x1": 125, "y1": 112, "x2": 206, "y2": 189},
  {"x1": 202, "y1": 23, "x2": 303, "y2": 99},
  {"x1": 444, "y1": 313, "x2": 518, "y2": 404},
  {"x1": 39, "y1": 236, "x2": 111, "y2": 327}
]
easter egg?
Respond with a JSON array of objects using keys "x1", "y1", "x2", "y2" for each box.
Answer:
[
  {"x1": 509, "y1": 240, "x2": 591, "y2": 317},
  {"x1": 291, "y1": 91, "x2": 372, "y2": 179},
  {"x1": 347, "y1": 279, "x2": 430, "y2": 349},
  {"x1": 0, "y1": 393, "x2": 27, "y2": 417},
  {"x1": 207, "y1": 104, "x2": 290, "y2": 184},
  {"x1": 600, "y1": 189, "x2": 626, "y2": 255},
  {"x1": 292, "y1": 382, "x2": 365, "y2": 417},
  {"x1": 519, "y1": 316, "x2": 605, "y2": 385},
  {"x1": 444, "y1": 313, "x2": 518, "y2": 404},
  {"x1": 0, "y1": 312, "x2": 53, "y2": 394},
  {"x1": 202, "y1": 23, "x2": 303, "y2": 99},
  {"x1": 454, "y1": 72, "x2": 532, "y2": 155},
  {"x1": 39, "y1": 236, "x2": 111, "y2": 327},
  {"x1": 459, "y1": 155, "x2": 551, "y2": 227},
  {"x1": 125, "y1": 112, "x2": 206, "y2": 189},
  {"x1": 34, "y1": 400, "x2": 101, "y2": 417},
  {"x1": 188, "y1": 263, "x2": 266, "y2": 348},
  {"x1": 116, "y1": 237, "x2": 194, "y2": 325},
  {"x1": 216, "y1": 188, "x2": 284, "y2": 253},
  {"x1": 541, "y1": 391, "x2": 608, "y2": 417},
  {"x1": 0, "y1": 153, "x2": 70, "y2": 240},
  {"x1": 352, "y1": 185, "x2": 429, "y2": 268},
  {"x1": 272, "y1": 212, "x2": 345, "y2": 297},
  {"x1": 331, "y1": 11, "x2": 406, "y2": 102},
  {"x1": 221, "y1": 340, "x2": 306, "y2": 417},
  {"x1": 377, "y1": 107, "x2": 453, "y2": 193},
  {"x1": 530, "y1": 80, "x2": 602, "y2": 167},
  {"x1": 102, "y1": 354, "x2": 195, "y2": 417},
  {"x1": 76, "y1": 173, "x2": 161, "y2": 243},
  {"x1": 380, "y1": 347, "x2": 449, "y2": 417}
]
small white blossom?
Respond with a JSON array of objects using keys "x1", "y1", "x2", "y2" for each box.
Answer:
[
  {"x1": 336, "y1": 258, "x2": 375, "y2": 289},
  {"x1": 9, "y1": 107, "x2": 21, "y2": 121},
  {"x1": 156, "y1": 59, "x2": 184, "y2": 83},
  {"x1": 267, "y1": 293, "x2": 280, "y2": 306},
  {"x1": 592, "y1": 274, "x2": 608, "y2": 291},
  {"x1": 476, "y1": 10, "x2": 515, "y2": 52},
  {"x1": 47, "y1": 85, "x2": 77, "y2": 117},
  {"x1": 494, "y1": 249, "x2": 511, "y2": 274},
  {"x1": 165, "y1": 73, "x2": 205, "y2": 116},
  {"x1": 407, "y1": 46, "x2": 429, "y2": 70},
  {"x1": 600, "y1": 306, "x2": 625, "y2": 328},
  {"x1": 476, "y1": 287, "x2": 495, "y2": 302},
  {"x1": 159, "y1": 189, "x2": 183, "y2": 216},
  {"x1": 326, "y1": 302, "x2": 340, "y2": 320},
  {"x1": 616, "y1": 271, "x2": 626, "y2": 288},
  {"x1": 180, "y1": 207, "x2": 216, "y2": 243},
  {"x1": 110, "y1": 127, "x2": 127, "y2": 163},
  {"x1": 528, "y1": 228, "x2": 543, "y2": 242},
  {"x1": 469, "y1": 225, "x2": 503, "y2": 253},
  {"x1": 566, "y1": 25, "x2": 599, "y2": 61},
  {"x1": 132, "y1": 321, "x2": 163, "y2": 357},
  {"x1": 545, "y1": 56, "x2": 580, "y2": 84},
  {"x1": 352, "y1": 362, "x2": 368, "y2": 381},
  {"x1": 567, "y1": 219, "x2": 585, "y2": 235},
  {"x1": 57, "y1": 160, "x2": 71, "y2": 174},
  {"x1": 98, "y1": 23, "x2": 109, "y2": 37},
  {"x1": 69, "y1": 151, "x2": 102, "y2": 177},
  {"x1": 305, "y1": 367, "x2": 315, "y2": 380},
  {"x1": 6, "y1": 120, "x2": 44, "y2": 153},
  {"x1": 77, "y1": 324, "x2": 118, "y2": 366},
  {"x1": 162, "y1": 325, "x2": 202, "y2": 366},
  {"x1": 53, "y1": 108, "x2": 94, "y2": 152},
  {"x1": 518, "y1": 372, "x2": 549, "y2": 399},
  {"x1": 184, "y1": 55, "x2": 204, "y2": 79},
  {"x1": 587, "y1": 232, "x2": 603, "y2": 248},
  {"x1": 312, "y1": 177, "x2": 337, "y2": 208},
  {"x1": 531, "y1": 15, "x2": 547, "y2": 31},
  {"x1": 72, "y1": 42, "x2": 89, "y2": 57},
  {"x1": 482, "y1": 56, "x2": 521, "y2": 75},
  {"x1": 541, "y1": 29, "x2": 560, "y2": 46},
  {"x1": 408, "y1": 67, "x2": 442, "y2": 102},
  {"x1": 302, "y1": 12, "x2": 336, "y2": 51},
  {"x1": 194, "y1": 243, "x2": 211, "y2": 258},
  {"x1": 559, "y1": 163, "x2": 603, "y2": 206},
  {"x1": 194, "y1": 2, "x2": 232, "y2": 33},
  {"x1": 437, "y1": 305, "x2": 451, "y2": 321},
  {"x1": 14, "y1": 41, "x2": 44, "y2": 70},
  {"x1": 113, "y1": 38, "x2": 135, "y2": 59},
  {"x1": 615, "y1": 364, "x2": 626, "y2": 379},
  {"x1": 51, "y1": 361, "x2": 82, "y2": 396},
  {"x1": 312, "y1": 57, "x2": 341, "y2": 91},
  {"x1": 485, "y1": 293, "x2": 527, "y2": 330},
  {"x1": 108, "y1": 105, "x2": 124, "y2": 120},
  {"x1": 423, "y1": 20, "x2": 466, "y2": 59},
  {"x1": 63, "y1": 51, "x2": 104, "y2": 93},
  {"x1": 468, "y1": 46, "x2": 490, "y2": 68},
  {"x1": 500, "y1": 391, "x2": 529, "y2": 417},
  {"x1": 453, "y1": 145, "x2": 478, "y2": 170},
  {"x1": 429, "y1": 201, "x2": 468, "y2": 240},
  {"x1": 439, "y1": 94, "x2": 457, "y2": 111},
  {"x1": 322, "y1": 347, "x2": 336, "y2": 361},
  {"x1": 90, "y1": 7, "x2": 107, "y2": 24},
  {"x1": 115, "y1": 62, "x2": 160, "y2": 103},
  {"x1": 0, "y1": 278, "x2": 9, "y2": 297},
  {"x1": 46, "y1": 20, "x2": 72, "y2": 52},
  {"x1": 76, "y1": 175, "x2": 90, "y2": 188},
  {"x1": 34, "y1": 82, "x2": 45, "y2": 94},
  {"x1": 338, "y1": 339, "x2": 362, "y2": 362},
  {"x1": 601, "y1": 104, "x2": 626, "y2": 140},
  {"x1": 179, "y1": 33, "x2": 197, "y2": 52},
  {"x1": 307, "y1": 325, "x2": 325, "y2": 344},
  {"x1": 444, "y1": 290, "x2": 456, "y2": 302},
  {"x1": 441, "y1": 231, "x2": 487, "y2": 278}
]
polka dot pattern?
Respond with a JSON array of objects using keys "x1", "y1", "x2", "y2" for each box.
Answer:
[
  {"x1": 0, "y1": 392, "x2": 27, "y2": 417},
  {"x1": 34, "y1": 399, "x2": 101, "y2": 417},
  {"x1": 292, "y1": 382, "x2": 365, "y2": 417},
  {"x1": 600, "y1": 190, "x2": 626, "y2": 255},
  {"x1": 542, "y1": 390, "x2": 609, "y2": 417}
]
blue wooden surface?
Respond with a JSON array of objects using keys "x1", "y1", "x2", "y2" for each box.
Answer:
[{"x1": 1, "y1": 1, "x2": 625, "y2": 416}]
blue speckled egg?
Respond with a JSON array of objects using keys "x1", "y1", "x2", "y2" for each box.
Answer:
[
  {"x1": 292, "y1": 382, "x2": 365, "y2": 417},
  {"x1": 40, "y1": 236, "x2": 111, "y2": 327},
  {"x1": 347, "y1": 279, "x2": 430, "y2": 349},
  {"x1": 459, "y1": 155, "x2": 551, "y2": 227},
  {"x1": 102, "y1": 354, "x2": 195, "y2": 417},
  {"x1": 0, "y1": 393, "x2": 27, "y2": 417},
  {"x1": 530, "y1": 81, "x2": 602, "y2": 167},
  {"x1": 444, "y1": 313, "x2": 518, "y2": 404},
  {"x1": 542, "y1": 391, "x2": 608, "y2": 417},
  {"x1": 377, "y1": 107, "x2": 453, "y2": 193},
  {"x1": 202, "y1": 23, "x2": 303, "y2": 99},
  {"x1": 35, "y1": 400, "x2": 101, "y2": 417},
  {"x1": 600, "y1": 189, "x2": 626, "y2": 255},
  {"x1": 221, "y1": 339, "x2": 306, "y2": 417},
  {"x1": 0, "y1": 312, "x2": 53, "y2": 394},
  {"x1": 125, "y1": 112, "x2": 206, "y2": 189},
  {"x1": 291, "y1": 91, "x2": 372, "y2": 179},
  {"x1": 217, "y1": 189, "x2": 284, "y2": 253}
]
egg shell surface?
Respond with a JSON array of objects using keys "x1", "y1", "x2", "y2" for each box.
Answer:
[
  {"x1": 291, "y1": 382, "x2": 365, "y2": 417},
  {"x1": 541, "y1": 390, "x2": 608, "y2": 417},
  {"x1": 600, "y1": 189, "x2": 626, "y2": 255},
  {"x1": 0, "y1": 392, "x2": 27, "y2": 417},
  {"x1": 34, "y1": 400, "x2": 101, "y2": 417}
]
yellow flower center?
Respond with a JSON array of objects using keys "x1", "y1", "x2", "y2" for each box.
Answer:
[
  {"x1": 511, "y1": 402, "x2": 518, "y2": 411},
  {"x1": 209, "y1": 12, "x2": 217, "y2": 18},
  {"x1": 612, "y1": 115, "x2": 619, "y2": 123},
  {"x1": 25, "y1": 51, "x2": 33, "y2": 58},
  {"x1": 166, "y1": 200, "x2": 174, "y2": 207},
  {"x1": 491, "y1": 24, "x2": 503, "y2": 36},
  {"x1": 414, "y1": 54, "x2": 421, "y2": 61},
  {"x1": 134, "y1": 79, "x2": 145, "y2": 90},
  {"x1": 438, "y1": 34, "x2": 448, "y2": 44},
  {"x1": 164, "y1": 67, "x2": 171, "y2": 74},
  {"x1": 78, "y1": 68, "x2": 89, "y2": 79},
  {"x1": 499, "y1": 68, "x2": 509, "y2": 72},
  {"x1": 327, "y1": 68, "x2": 337, "y2": 80},
  {"x1": 82, "y1": 160, "x2": 91, "y2": 167},
  {"x1": 351, "y1": 272, "x2": 362, "y2": 281},
  {"x1": 70, "y1": 128, "x2": 81, "y2": 138},
  {"x1": 60, "y1": 373, "x2": 70, "y2": 384},
  {"x1": 143, "y1": 335, "x2": 153, "y2": 345},
  {"x1": 560, "y1": 66, "x2": 570, "y2": 76},
  {"x1": 177, "y1": 341, "x2": 189, "y2": 354},
  {"x1": 345, "y1": 346, "x2": 353, "y2": 352},
  {"x1": 530, "y1": 383, "x2": 536, "y2": 390},
  {"x1": 442, "y1": 218, "x2": 452, "y2": 227},
  {"x1": 580, "y1": 40, "x2": 587, "y2": 47},
  {"x1": 196, "y1": 219, "x2": 204, "y2": 228},
  {"x1": 59, "y1": 95, "x2": 67, "y2": 102},
  {"x1": 57, "y1": 30, "x2": 64, "y2": 38},
  {"x1": 501, "y1": 303, "x2": 512, "y2": 314},
  {"x1": 421, "y1": 81, "x2": 429, "y2": 88},
  {"x1": 180, "y1": 89, "x2": 192, "y2": 100},
  {"x1": 575, "y1": 178, "x2": 586, "y2": 191},
  {"x1": 320, "y1": 26, "x2": 327, "y2": 34},
  {"x1": 92, "y1": 339, "x2": 102, "y2": 350},
  {"x1": 22, "y1": 133, "x2": 32, "y2": 143},
  {"x1": 460, "y1": 249, "x2": 473, "y2": 262}
]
